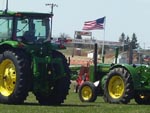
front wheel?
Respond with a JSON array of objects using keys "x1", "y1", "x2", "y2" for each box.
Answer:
[
  {"x1": 103, "y1": 67, "x2": 134, "y2": 104},
  {"x1": 0, "y1": 50, "x2": 31, "y2": 104},
  {"x1": 79, "y1": 81, "x2": 97, "y2": 102}
]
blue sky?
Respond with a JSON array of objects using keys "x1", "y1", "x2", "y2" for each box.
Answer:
[{"x1": 0, "y1": 0, "x2": 150, "y2": 48}]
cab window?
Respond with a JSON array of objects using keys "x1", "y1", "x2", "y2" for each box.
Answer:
[{"x1": 0, "y1": 17, "x2": 13, "y2": 40}]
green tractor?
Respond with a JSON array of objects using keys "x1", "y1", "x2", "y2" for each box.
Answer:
[
  {"x1": 76, "y1": 43, "x2": 114, "y2": 102},
  {"x1": 0, "y1": 7, "x2": 70, "y2": 105},
  {"x1": 78, "y1": 43, "x2": 150, "y2": 104},
  {"x1": 104, "y1": 61, "x2": 150, "y2": 104},
  {"x1": 103, "y1": 44, "x2": 150, "y2": 104}
]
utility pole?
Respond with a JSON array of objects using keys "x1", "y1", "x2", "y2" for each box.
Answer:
[
  {"x1": 45, "y1": 3, "x2": 58, "y2": 38},
  {"x1": 4, "y1": 0, "x2": 8, "y2": 13}
]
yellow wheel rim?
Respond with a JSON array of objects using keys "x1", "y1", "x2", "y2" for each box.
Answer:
[
  {"x1": 108, "y1": 75, "x2": 124, "y2": 99},
  {"x1": 81, "y1": 86, "x2": 92, "y2": 101},
  {"x1": 0, "y1": 59, "x2": 16, "y2": 96}
]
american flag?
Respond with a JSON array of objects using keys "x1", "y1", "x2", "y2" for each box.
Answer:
[{"x1": 82, "y1": 17, "x2": 105, "y2": 30}]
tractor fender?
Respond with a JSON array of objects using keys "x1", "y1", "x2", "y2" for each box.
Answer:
[
  {"x1": 110, "y1": 64, "x2": 140, "y2": 89},
  {"x1": 0, "y1": 41, "x2": 25, "y2": 48}
]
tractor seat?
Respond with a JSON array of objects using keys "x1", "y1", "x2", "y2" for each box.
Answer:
[{"x1": 23, "y1": 31, "x2": 35, "y2": 42}]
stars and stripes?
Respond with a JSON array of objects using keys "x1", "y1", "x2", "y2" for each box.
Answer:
[{"x1": 82, "y1": 17, "x2": 105, "y2": 30}]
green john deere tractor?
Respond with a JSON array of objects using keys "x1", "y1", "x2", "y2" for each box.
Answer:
[
  {"x1": 0, "y1": 9, "x2": 70, "y2": 105},
  {"x1": 103, "y1": 43, "x2": 150, "y2": 104},
  {"x1": 103, "y1": 63, "x2": 150, "y2": 104},
  {"x1": 77, "y1": 43, "x2": 113, "y2": 102}
]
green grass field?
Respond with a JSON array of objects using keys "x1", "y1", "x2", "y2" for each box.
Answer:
[{"x1": 1, "y1": 84, "x2": 150, "y2": 113}]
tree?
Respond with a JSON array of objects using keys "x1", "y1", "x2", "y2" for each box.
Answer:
[
  {"x1": 119, "y1": 33, "x2": 126, "y2": 43},
  {"x1": 126, "y1": 36, "x2": 130, "y2": 44},
  {"x1": 124, "y1": 36, "x2": 130, "y2": 51},
  {"x1": 119, "y1": 33, "x2": 127, "y2": 51},
  {"x1": 131, "y1": 33, "x2": 139, "y2": 49},
  {"x1": 59, "y1": 33, "x2": 69, "y2": 39},
  {"x1": 57, "y1": 33, "x2": 70, "y2": 45},
  {"x1": 119, "y1": 33, "x2": 139, "y2": 51}
]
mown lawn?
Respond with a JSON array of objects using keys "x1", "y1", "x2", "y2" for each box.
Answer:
[{"x1": 0, "y1": 84, "x2": 150, "y2": 113}]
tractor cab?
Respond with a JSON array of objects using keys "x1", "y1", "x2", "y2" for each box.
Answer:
[{"x1": 0, "y1": 11, "x2": 53, "y2": 44}]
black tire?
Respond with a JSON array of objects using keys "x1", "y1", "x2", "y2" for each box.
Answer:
[
  {"x1": 34, "y1": 50, "x2": 70, "y2": 105},
  {"x1": 103, "y1": 67, "x2": 134, "y2": 104},
  {"x1": 134, "y1": 93, "x2": 150, "y2": 105},
  {"x1": 0, "y1": 50, "x2": 31, "y2": 104},
  {"x1": 79, "y1": 81, "x2": 97, "y2": 102}
]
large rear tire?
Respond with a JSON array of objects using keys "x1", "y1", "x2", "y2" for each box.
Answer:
[
  {"x1": 0, "y1": 50, "x2": 31, "y2": 104},
  {"x1": 79, "y1": 81, "x2": 97, "y2": 102},
  {"x1": 103, "y1": 67, "x2": 134, "y2": 104},
  {"x1": 35, "y1": 51, "x2": 70, "y2": 105}
]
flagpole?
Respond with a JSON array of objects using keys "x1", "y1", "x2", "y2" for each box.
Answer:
[
  {"x1": 82, "y1": 17, "x2": 106, "y2": 63},
  {"x1": 101, "y1": 17, "x2": 106, "y2": 63}
]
